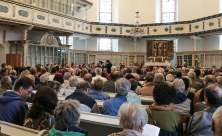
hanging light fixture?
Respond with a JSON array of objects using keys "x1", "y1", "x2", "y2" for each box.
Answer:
[{"x1": 129, "y1": 0, "x2": 146, "y2": 38}]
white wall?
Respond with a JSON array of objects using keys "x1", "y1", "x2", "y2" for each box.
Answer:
[{"x1": 87, "y1": 0, "x2": 99, "y2": 22}]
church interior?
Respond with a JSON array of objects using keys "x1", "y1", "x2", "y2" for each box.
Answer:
[{"x1": 0, "y1": 0, "x2": 222, "y2": 136}]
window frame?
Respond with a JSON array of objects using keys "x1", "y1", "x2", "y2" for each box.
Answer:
[{"x1": 161, "y1": 0, "x2": 176, "y2": 23}]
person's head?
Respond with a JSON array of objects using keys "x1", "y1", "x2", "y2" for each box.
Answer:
[
  {"x1": 145, "y1": 75, "x2": 153, "y2": 83},
  {"x1": 204, "y1": 83, "x2": 222, "y2": 108},
  {"x1": 1, "y1": 68, "x2": 8, "y2": 76},
  {"x1": 95, "y1": 68, "x2": 102, "y2": 75},
  {"x1": 116, "y1": 78, "x2": 131, "y2": 96},
  {"x1": 48, "y1": 81, "x2": 61, "y2": 94},
  {"x1": 125, "y1": 73, "x2": 135, "y2": 80},
  {"x1": 29, "y1": 75, "x2": 35, "y2": 84},
  {"x1": 30, "y1": 67, "x2": 37, "y2": 76},
  {"x1": 188, "y1": 71, "x2": 196, "y2": 80},
  {"x1": 211, "y1": 106, "x2": 222, "y2": 136},
  {"x1": 110, "y1": 71, "x2": 118, "y2": 81},
  {"x1": 126, "y1": 68, "x2": 132, "y2": 73},
  {"x1": 76, "y1": 81, "x2": 90, "y2": 94},
  {"x1": 158, "y1": 68, "x2": 164, "y2": 74},
  {"x1": 153, "y1": 82, "x2": 177, "y2": 105},
  {"x1": 1, "y1": 76, "x2": 12, "y2": 89},
  {"x1": 181, "y1": 77, "x2": 190, "y2": 90},
  {"x1": 6, "y1": 65, "x2": 12, "y2": 72},
  {"x1": 168, "y1": 69, "x2": 175, "y2": 75},
  {"x1": 129, "y1": 79, "x2": 138, "y2": 92},
  {"x1": 153, "y1": 73, "x2": 165, "y2": 83},
  {"x1": 217, "y1": 76, "x2": 222, "y2": 86},
  {"x1": 62, "y1": 69, "x2": 69, "y2": 76},
  {"x1": 51, "y1": 67, "x2": 57, "y2": 74},
  {"x1": 143, "y1": 71, "x2": 147, "y2": 75},
  {"x1": 132, "y1": 73, "x2": 140, "y2": 81},
  {"x1": 204, "y1": 69, "x2": 209, "y2": 75},
  {"x1": 46, "y1": 64, "x2": 49, "y2": 68},
  {"x1": 53, "y1": 74, "x2": 64, "y2": 84},
  {"x1": 117, "y1": 72, "x2": 123, "y2": 78},
  {"x1": 36, "y1": 66, "x2": 41, "y2": 73},
  {"x1": 136, "y1": 68, "x2": 142, "y2": 75},
  {"x1": 176, "y1": 71, "x2": 182, "y2": 78},
  {"x1": 41, "y1": 68, "x2": 46, "y2": 74},
  {"x1": 147, "y1": 72, "x2": 154, "y2": 79},
  {"x1": 69, "y1": 77, "x2": 79, "y2": 87},
  {"x1": 27, "y1": 86, "x2": 58, "y2": 119},
  {"x1": 1, "y1": 63, "x2": 6, "y2": 68},
  {"x1": 118, "y1": 102, "x2": 148, "y2": 133},
  {"x1": 204, "y1": 75, "x2": 217, "y2": 86},
  {"x1": 194, "y1": 68, "x2": 201, "y2": 77},
  {"x1": 9, "y1": 70, "x2": 17, "y2": 77},
  {"x1": 166, "y1": 74, "x2": 175, "y2": 82},
  {"x1": 54, "y1": 100, "x2": 81, "y2": 130},
  {"x1": 63, "y1": 72, "x2": 71, "y2": 81},
  {"x1": 14, "y1": 77, "x2": 34, "y2": 100},
  {"x1": 111, "y1": 66, "x2": 117, "y2": 73},
  {"x1": 84, "y1": 74, "x2": 92, "y2": 82},
  {"x1": 55, "y1": 66, "x2": 60, "y2": 72},
  {"x1": 40, "y1": 74, "x2": 49, "y2": 84},
  {"x1": 94, "y1": 78, "x2": 103, "y2": 90},
  {"x1": 173, "y1": 79, "x2": 185, "y2": 93},
  {"x1": 80, "y1": 69, "x2": 88, "y2": 78}
]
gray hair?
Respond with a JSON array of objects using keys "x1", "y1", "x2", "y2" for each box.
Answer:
[
  {"x1": 217, "y1": 76, "x2": 222, "y2": 86},
  {"x1": 166, "y1": 74, "x2": 174, "y2": 82},
  {"x1": 116, "y1": 78, "x2": 131, "y2": 96},
  {"x1": 69, "y1": 77, "x2": 79, "y2": 87},
  {"x1": 1, "y1": 76, "x2": 11, "y2": 87},
  {"x1": 153, "y1": 73, "x2": 165, "y2": 83},
  {"x1": 76, "y1": 81, "x2": 90, "y2": 91},
  {"x1": 173, "y1": 79, "x2": 185, "y2": 93},
  {"x1": 95, "y1": 68, "x2": 102, "y2": 75},
  {"x1": 40, "y1": 74, "x2": 49, "y2": 83},
  {"x1": 118, "y1": 102, "x2": 148, "y2": 130},
  {"x1": 64, "y1": 72, "x2": 71, "y2": 80},
  {"x1": 111, "y1": 66, "x2": 117, "y2": 73},
  {"x1": 54, "y1": 99, "x2": 81, "y2": 130},
  {"x1": 48, "y1": 81, "x2": 61, "y2": 92},
  {"x1": 212, "y1": 106, "x2": 222, "y2": 134},
  {"x1": 188, "y1": 72, "x2": 196, "y2": 80},
  {"x1": 158, "y1": 68, "x2": 164, "y2": 74}
]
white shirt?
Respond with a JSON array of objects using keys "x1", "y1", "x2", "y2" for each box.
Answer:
[
  {"x1": 92, "y1": 75, "x2": 107, "y2": 84},
  {"x1": 49, "y1": 75, "x2": 55, "y2": 81},
  {"x1": 65, "y1": 86, "x2": 76, "y2": 96}
]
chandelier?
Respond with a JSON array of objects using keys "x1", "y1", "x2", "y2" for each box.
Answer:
[{"x1": 129, "y1": 12, "x2": 146, "y2": 38}]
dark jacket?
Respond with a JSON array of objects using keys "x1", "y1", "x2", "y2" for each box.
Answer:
[
  {"x1": 0, "y1": 91, "x2": 28, "y2": 126},
  {"x1": 104, "y1": 63, "x2": 112, "y2": 74},
  {"x1": 65, "y1": 89, "x2": 100, "y2": 113},
  {"x1": 34, "y1": 82, "x2": 47, "y2": 90},
  {"x1": 34, "y1": 76, "x2": 40, "y2": 85},
  {"x1": 103, "y1": 79, "x2": 115, "y2": 93},
  {"x1": 159, "y1": 131, "x2": 181, "y2": 136}
]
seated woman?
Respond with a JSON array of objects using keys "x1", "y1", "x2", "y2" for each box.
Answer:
[
  {"x1": 166, "y1": 74, "x2": 174, "y2": 86},
  {"x1": 24, "y1": 86, "x2": 58, "y2": 131},
  {"x1": 48, "y1": 99, "x2": 89, "y2": 136},
  {"x1": 146, "y1": 83, "x2": 184, "y2": 135},
  {"x1": 126, "y1": 79, "x2": 141, "y2": 104},
  {"x1": 109, "y1": 102, "x2": 148, "y2": 136},
  {"x1": 153, "y1": 73, "x2": 165, "y2": 86}
]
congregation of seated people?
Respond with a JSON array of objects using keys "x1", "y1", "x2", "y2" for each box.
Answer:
[{"x1": 1, "y1": 61, "x2": 222, "y2": 136}]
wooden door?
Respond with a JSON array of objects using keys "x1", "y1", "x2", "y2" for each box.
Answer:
[{"x1": 6, "y1": 54, "x2": 21, "y2": 69}]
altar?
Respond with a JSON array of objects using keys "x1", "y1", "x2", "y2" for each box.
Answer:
[{"x1": 145, "y1": 62, "x2": 170, "y2": 70}]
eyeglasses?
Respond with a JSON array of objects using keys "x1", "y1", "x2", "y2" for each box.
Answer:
[{"x1": 24, "y1": 88, "x2": 32, "y2": 95}]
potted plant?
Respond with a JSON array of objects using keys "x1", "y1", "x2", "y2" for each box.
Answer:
[
  {"x1": 148, "y1": 56, "x2": 153, "y2": 62},
  {"x1": 195, "y1": 59, "x2": 201, "y2": 68},
  {"x1": 164, "y1": 56, "x2": 169, "y2": 62}
]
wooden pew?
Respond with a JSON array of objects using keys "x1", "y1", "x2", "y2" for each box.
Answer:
[{"x1": 0, "y1": 120, "x2": 47, "y2": 136}]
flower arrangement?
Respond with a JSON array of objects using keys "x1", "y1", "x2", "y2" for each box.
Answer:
[
  {"x1": 164, "y1": 56, "x2": 169, "y2": 60},
  {"x1": 195, "y1": 59, "x2": 201, "y2": 64},
  {"x1": 148, "y1": 56, "x2": 153, "y2": 60}
]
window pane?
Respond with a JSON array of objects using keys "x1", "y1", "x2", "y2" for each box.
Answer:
[{"x1": 162, "y1": 0, "x2": 175, "y2": 23}]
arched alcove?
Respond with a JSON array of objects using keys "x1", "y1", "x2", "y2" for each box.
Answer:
[{"x1": 0, "y1": 44, "x2": 5, "y2": 65}]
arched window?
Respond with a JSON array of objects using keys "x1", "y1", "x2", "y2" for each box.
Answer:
[
  {"x1": 99, "y1": 0, "x2": 112, "y2": 51},
  {"x1": 162, "y1": 0, "x2": 176, "y2": 23}
]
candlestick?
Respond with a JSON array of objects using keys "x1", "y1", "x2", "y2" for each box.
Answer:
[{"x1": 162, "y1": 56, "x2": 163, "y2": 62}]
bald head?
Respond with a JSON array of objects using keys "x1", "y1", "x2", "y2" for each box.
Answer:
[
  {"x1": 204, "y1": 75, "x2": 217, "y2": 86},
  {"x1": 204, "y1": 83, "x2": 222, "y2": 108},
  {"x1": 84, "y1": 74, "x2": 92, "y2": 82}
]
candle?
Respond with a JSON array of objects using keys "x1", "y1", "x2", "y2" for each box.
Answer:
[
  {"x1": 162, "y1": 56, "x2": 163, "y2": 62},
  {"x1": 154, "y1": 57, "x2": 155, "y2": 62}
]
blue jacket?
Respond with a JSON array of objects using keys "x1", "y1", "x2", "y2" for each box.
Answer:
[
  {"x1": 0, "y1": 91, "x2": 28, "y2": 126},
  {"x1": 101, "y1": 95, "x2": 127, "y2": 116},
  {"x1": 88, "y1": 90, "x2": 110, "y2": 100},
  {"x1": 126, "y1": 90, "x2": 141, "y2": 104}
]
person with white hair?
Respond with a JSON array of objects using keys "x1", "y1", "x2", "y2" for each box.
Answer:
[
  {"x1": 108, "y1": 102, "x2": 148, "y2": 136},
  {"x1": 63, "y1": 77, "x2": 79, "y2": 96},
  {"x1": 102, "y1": 78, "x2": 130, "y2": 116},
  {"x1": 92, "y1": 68, "x2": 107, "y2": 84},
  {"x1": 106, "y1": 66, "x2": 117, "y2": 79},
  {"x1": 166, "y1": 74, "x2": 175, "y2": 86},
  {"x1": 153, "y1": 73, "x2": 165, "y2": 86},
  {"x1": 170, "y1": 79, "x2": 193, "y2": 114},
  {"x1": 216, "y1": 76, "x2": 222, "y2": 86},
  {"x1": 0, "y1": 76, "x2": 12, "y2": 95},
  {"x1": 211, "y1": 106, "x2": 222, "y2": 136},
  {"x1": 158, "y1": 68, "x2": 165, "y2": 74},
  {"x1": 188, "y1": 71, "x2": 203, "y2": 91},
  {"x1": 34, "y1": 74, "x2": 49, "y2": 90}
]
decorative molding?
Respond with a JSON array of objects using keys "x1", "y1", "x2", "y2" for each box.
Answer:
[
  {"x1": 37, "y1": 15, "x2": 45, "y2": 20},
  {"x1": 18, "y1": 9, "x2": 28, "y2": 17},
  {"x1": 52, "y1": 18, "x2": 59, "y2": 24},
  {"x1": 0, "y1": 5, "x2": 8, "y2": 13}
]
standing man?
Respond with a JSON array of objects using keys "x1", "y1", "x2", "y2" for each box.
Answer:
[{"x1": 104, "y1": 60, "x2": 112, "y2": 74}]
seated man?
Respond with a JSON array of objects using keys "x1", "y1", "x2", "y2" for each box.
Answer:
[
  {"x1": 211, "y1": 106, "x2": 222, "y2": 136},
  {"x1": 0, "y1": 76, "x2": 12, "y2": 95},
  {"x1": 103, "y1": 71, "x2": 118, "y2": 93},
  {"x1": 92, "y1": 68, "x2": 107, "y2": 84},
  {"x1": 65, "y1": 81, "x2": 100, "y2": 113},
  {"x1": 34, "y1": 74, "x2": 49, "y2": 90},
  {"x1": 88, "y1": 78, "x2": 110, "y2": 100},
  {"x1": 0, "y1": 77, "x2": 34, "y2": 125},
  {"x1": 187, "y1": 83, "x2": 222, "y2": 136},
  {"x1": 102, "y1": 78, "x2": 130, "y2": 116},
  {"x1": 138, "y1": 75, "x2": 155, "y2": 96},
  {"x1": 84, "y1": 74, "x2": 94, "y2": 90},
  {"x1": 170, "y1": 79, "x2": 193, "y2": 114},
  {"x1": 188, "y1": 72, "x2": 203, "y2": 92}
]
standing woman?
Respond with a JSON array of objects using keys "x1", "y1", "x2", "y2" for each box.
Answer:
[{"x1": 24, "y1": 86, "x2": 58, "y2": 131}]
